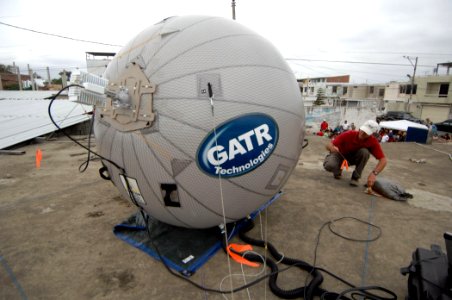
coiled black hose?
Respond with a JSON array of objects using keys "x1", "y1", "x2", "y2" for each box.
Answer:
[
  {"x1": 231, "y1": 218, "x2": 333, "y2": 300},
  {"x1": 221, "y1": 217, "x2": 395, "y2": 300}
]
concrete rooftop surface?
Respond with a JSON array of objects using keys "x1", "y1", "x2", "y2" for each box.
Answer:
[{"x1": 1, "y1": 135, "x2": 451, "y2": 300}]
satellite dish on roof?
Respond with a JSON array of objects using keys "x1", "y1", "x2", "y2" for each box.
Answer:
[{"x1": 72, "y1": 15, "x2": 305, "y2": 228}]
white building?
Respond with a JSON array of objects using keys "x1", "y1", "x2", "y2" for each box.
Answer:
[
  {"x1": 382, "y1": 62, "x2": 452, "y2": 122},
  {"x1": 298, "y1": 75, "x2": 350, "y2": 107},
  {"x1": 86, "y1": 52, "x2": 115, "y2": 77}
]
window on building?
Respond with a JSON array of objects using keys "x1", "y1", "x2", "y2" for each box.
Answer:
[
  {"x1": 427, "y1": 82, "x2": 439, "y2": 95},
  {"x1": 400, "y1": 84, "x2": 417, "y2": 95},
  {"x1": 439, "y1": 83, "x2": 449, "y2": 97},
  {"x1": 369, "y1": 86, "x2": 374, "y2": 94},
  {"x1": 348, "y1": 100, "x2": 358, "y2": 107},
  {"x1": 310, "y1": 87, "x2": 314, "y2": 93},
  {"x1": 405, "y1": 84, "x2": 417, "y2": 95},
  {"x1": 304, "y1": 87, "x2": 308, "y2": 93},
  {"x1": 343, "y1": 87, "x2": 348, "y2": 95},
  {"x1": 332, "y1": 86, "x2": 337, "y2": 93},
  {"x1": 378, "y1": 89, "x2": 384, "y2": 97}
]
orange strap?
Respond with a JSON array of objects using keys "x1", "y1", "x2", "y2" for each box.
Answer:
[
  {"x1": 340, "y1": 159, "x2": 349, "y2": 171},
  {"x1": 36, "y1": 149, "x2": 43, "y2": 169},
  {"x1": 226, "y1": 243, "x2": 260, "y2": 267}
]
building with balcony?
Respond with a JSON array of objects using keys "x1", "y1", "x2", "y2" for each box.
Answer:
[
  {"x1": 342, "y1": 84, "x2": 386, "y2": 100},
  {"x1": 383, "y1": 63, "x2": 452, "y2": 122},
  {"x1": 414, "y1": 75, "x2": 451, "y2": 121},
  {"x1": 298, "y1": 62, "x2": 452, "y2": 126},
  {"x1": 297, "y1": 75, "x2": 350, "y2": 107}
]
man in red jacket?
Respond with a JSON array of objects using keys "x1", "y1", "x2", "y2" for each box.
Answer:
[
  {"x1": 320, "y1": 119, "x2": 328, "y2": 132},
  {"x1": 323, "y1": 120, "x2": 387, "y2": 187}
]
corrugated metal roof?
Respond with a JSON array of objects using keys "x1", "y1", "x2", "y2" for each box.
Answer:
[
  {"x1": 0, "y1": 98, "x2": 92, "y2": 149},
  {"x1": 0, "y1": 90, "x2": 62, "y2": 100}
]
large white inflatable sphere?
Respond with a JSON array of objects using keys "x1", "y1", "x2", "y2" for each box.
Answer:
[{"x1": 94, "y1": 15, "x2": 305, "y2": 228}]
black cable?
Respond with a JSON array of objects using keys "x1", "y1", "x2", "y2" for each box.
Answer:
[
  {"x1": 304, "y1": 217, "x2": 393, "y2": 300},
  {"x1": 303, "y1": 220, "x2": 330, "y2": 300},
  {"x1": 238, "y1": 218, "x2": 325, "y2": 299},
  {"x1": 48, "y1": 85, "x2": 141, "y2": 212},
  {"x1": 285, "y1": 58, "x2": 435, "y2": 68},
  {"x1": 136, "y1": 211, "x2": 307, "y2": 294},
  {"x1": 0, "y1": 21, "x2": 122, "y2": 47},
  {"x1": 132, "y1": 209, "x2": 326, "y2": 296},
  {"x1": 335, "y1": 286, "x2": 397, "y2": 300},
  {"x1": 328, "y1": 217, "x2": 382, "y2": 243},
  {"x1": 132, "y1": 211, "x2": 397, "y2": 299},
  {"x1": 47, "y1": 84, "x2": 124, "y2": 173},
  {"x1": 315, "y1": 267, "x2": 358, "y2": 289},
  {"x1": 78, "y1": 111, "x2": 95, "y2": 173}
]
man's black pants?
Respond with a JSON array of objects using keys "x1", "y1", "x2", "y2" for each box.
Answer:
[{"x1": 323, "y1": 148, "x2": 370, "y2": 180}]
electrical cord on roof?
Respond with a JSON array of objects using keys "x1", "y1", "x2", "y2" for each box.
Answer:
[
  {"x1": 48, "y1": 85, "x2": 148, "y2": 210},
  {"x1": 133, "y1": 209, "x2": 396, "y2": 300},
  {"x1": 135, "y1": 207, "x2": 319, "y2": 295},
  {"x1": 219, "y1": 249, "x2": 268, "y2": 300},
  {"x1": 136, "y1": 209, "x2": 286, "y2": 294},
  {"x1": 78, "y1": 111, "x2": 95, "y2": 173},
  {"x1": 151, "y1": 234, "x2": 316, "y2": 295},
  {"x1": 48, "y1": 85, "x2": 159, "y2": 212},
  {"x1": 327, "y1": 217, "x2": 382, "y2": 242},
  {"x1": 306, "y1": 217, "x2": 394, "y2": 300},
  {"x1": 47, "y1": 84, "x2": 125, "y2": 173}
]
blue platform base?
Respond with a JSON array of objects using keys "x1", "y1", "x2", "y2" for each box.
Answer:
[{"x1": 113, "y1": 192, "x2": 282, "y2": 276}]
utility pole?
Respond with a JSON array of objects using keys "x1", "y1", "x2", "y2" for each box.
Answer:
[
  {"x1": 61, "y1": 69, "x2": 67, "y2": 88},
  {"x1": 27, "y1": 64, "x2": 36, "y2": 91},
  {"x1": 403, "y1": 56, "x2": 418, "y2": 112},
  {"x1": 232, "y1": 0, "x2": 236, "y2": 20},
  {"x1": 46, "y1": 67, "x2": 51, "y2": 86},
  {"x1": 13, "y1": 62, "x2": 22, "y2": 90}
]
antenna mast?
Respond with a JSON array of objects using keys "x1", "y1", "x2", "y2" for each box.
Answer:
[{"x1": 232, "y1": 0, "x2": 236, "y2": 20}]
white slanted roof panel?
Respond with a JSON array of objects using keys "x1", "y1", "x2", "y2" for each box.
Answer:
[
  {"x1": 0, "y1": 100, "x2": 92, "y2": 149},
  {"x1": 0, "y1": 90, "x2": 56, "y2": 100}
]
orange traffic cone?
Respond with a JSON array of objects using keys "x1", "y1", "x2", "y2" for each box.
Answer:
[{"x1": 36, "y1": 149, "x2": 42, "y2": 169}]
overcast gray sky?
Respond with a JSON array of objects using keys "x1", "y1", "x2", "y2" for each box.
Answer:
[{"x1": 1, "y1": 0, "x2": 452, "y2": 83}]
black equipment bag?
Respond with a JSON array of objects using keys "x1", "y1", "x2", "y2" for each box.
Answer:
[{"x1": 401, "y1": 244, "x2": 452, "y2": 300}]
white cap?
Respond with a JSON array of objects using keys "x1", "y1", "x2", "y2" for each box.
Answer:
[{"x1": 360, "y1": 120, "x2": 379, "y2": 135}]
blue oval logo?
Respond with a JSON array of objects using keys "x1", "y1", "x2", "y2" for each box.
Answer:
[{"x1": 197, "y1": 113, "x2": 279, "y2": 178}]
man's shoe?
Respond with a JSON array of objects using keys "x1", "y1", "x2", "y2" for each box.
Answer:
[
  {"x1": 334, "y1": 172, "x2": 342, "y2": 179},
  {"x1": 349, "y1": 178, "x2": 359, "y2": 187}
]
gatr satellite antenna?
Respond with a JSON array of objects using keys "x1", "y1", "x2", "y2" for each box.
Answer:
[{"x1": 69, "y1": 15, "x2": 305, "y2": 228}]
